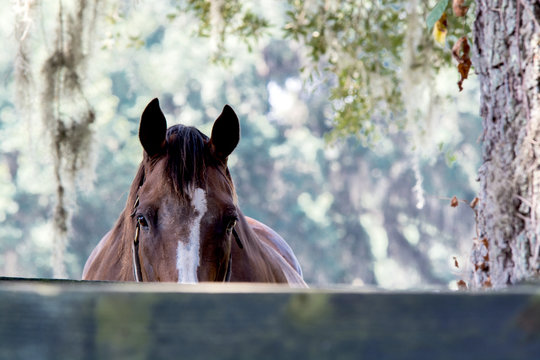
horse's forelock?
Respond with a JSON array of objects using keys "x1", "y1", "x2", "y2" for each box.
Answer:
[{"x1": 165, "y1": 125, "x2": 209, "y2": 199}]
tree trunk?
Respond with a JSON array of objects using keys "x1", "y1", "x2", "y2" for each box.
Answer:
[{"x1": 471, "y1": 0, "x2": 540, "y2": 288}]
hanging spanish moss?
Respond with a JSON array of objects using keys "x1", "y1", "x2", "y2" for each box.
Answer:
[
  {"x1": 41, "y1": 0, "x2": 99, "y2": 278},
  {"x1": 13, "y1": 0, "x2": 36, "y2": 126},
  {"x1": 401, "y1": 0, "x2": 428, "y2": 210},
  {"x1": 13, "y1": 0, "x2": 99, "y2": 278}
]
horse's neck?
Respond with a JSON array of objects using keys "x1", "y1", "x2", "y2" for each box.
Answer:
[
  {"x1": 92, "y1": 214, "x2": 134, "y2": 281},
  {"x1": 115, "y1": 214, "x2": 139, "y2": 280},
  {"x1": 234, "y1": 215, "x2": 296, "y2": 284}
]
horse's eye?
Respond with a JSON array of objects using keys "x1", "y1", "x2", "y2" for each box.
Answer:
[{"x1": 137, "y1": 215, "x2": 149, "y2": 229}]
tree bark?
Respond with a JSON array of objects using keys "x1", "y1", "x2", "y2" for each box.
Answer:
[{"x1": 472, "y1": 0, "x2": 540, "y2": 287}]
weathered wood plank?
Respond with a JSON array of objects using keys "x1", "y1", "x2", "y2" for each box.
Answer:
[{"x1": 0, "y1": 278, "x2": 539, "y2": 359}]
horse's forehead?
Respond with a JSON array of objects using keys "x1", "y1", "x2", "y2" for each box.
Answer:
[
  {"x1": 143, "y1": 159, "x2": 171, "y2": 189},
  {"x1": 205, "y1": 166, "x2": 235, "y2": 197},
  {"x1": 142, "y1": 159, "x2": 233, "y2": 211},
  {"x1": 191, "y1": 188, "x2": 207, "y2": 213},
  {"x1": 159, "y1": 190, "x2": 198, "y2": 220},
  {"x1": 143, "y1": 158, "x2": 194, "y2": 196}
]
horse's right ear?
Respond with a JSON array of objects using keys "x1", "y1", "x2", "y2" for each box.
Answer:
[
  {"x1": 209, "y1": 105, "x2": 240, "y2": 162},
  {"x1": 139, "y1": 98, "x2": 167, "y2": 157}
]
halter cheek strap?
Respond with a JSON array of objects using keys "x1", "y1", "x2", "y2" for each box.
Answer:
[
  {"x1": 131, "y1": 196, "x2": 143, "y2": 282},
  {"x1": 232, "y1": 228, "x2": 243, "y2": 249},
  {"x1": 224, "y1": 251, "x2": 233, "y2": 282},
  {"x1": 132, "y1": 222, "x2": 143, "y2": 282},
  {"x1": 223, "y1": 229, "x2": 243, "y2": 282}
]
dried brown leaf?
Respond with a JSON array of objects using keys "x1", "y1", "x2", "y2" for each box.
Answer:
[
  {"x1": 470, "y1": 197, "x2": 479, "y2": 209},
  {"x1": 453, "y1": 256, "x2": 459, "y2": 268},
  {"x1": 452, "y1": 0, "x2": 469, "y2": 17},
  {"x1": 457, "y1": 280, "x2": 467, "y2": 290},
  {"x1": 450, "y1": 196, "x2": 459, "y2": 207},
  {"x1": 481, "y1": 238, "x2": 489, "y2": 249},
  {"x1": 452, "y1": 37, "x2": 471, "y2": 91}
]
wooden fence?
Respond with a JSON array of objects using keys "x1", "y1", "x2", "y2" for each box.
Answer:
[{"x1": 0, "y1": 277, "x2": 539, "y2": 359}]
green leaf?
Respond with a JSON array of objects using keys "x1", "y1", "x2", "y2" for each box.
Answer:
[
  {"x1": 426, "y1": 0, "x2": 449, "y2": 31},
  {"x1": 445, "y1": 151, "x2": 457, "y2": 166}
]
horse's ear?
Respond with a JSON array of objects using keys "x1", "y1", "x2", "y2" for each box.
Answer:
[
  {"x1": 139, "y1": 98, "x2": 167, "y2": 157},
  {"x1": 210, "y1": 105, "x2": 240, "y2": 161}
]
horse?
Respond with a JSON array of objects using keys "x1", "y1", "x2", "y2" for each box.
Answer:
[{"x1": 82, "y1": 98, "x2": 307, "y2": 287}]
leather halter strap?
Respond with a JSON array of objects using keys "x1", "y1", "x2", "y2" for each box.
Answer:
[
  {"x1": 130, "y1": 196, "x2": 243, "y2": 283},
  {"x1": 224, "y1": 229, "x2": 243, "y2": 282},
  {"x1": 130, "y1": 196, "x2": 143, "y2": 282},
  {"x1": 132, "y1": 222, "x2": 143, "y2": 282},
  {"x1": 232, "y1": 228, "x2": 243, "y2": 250}
]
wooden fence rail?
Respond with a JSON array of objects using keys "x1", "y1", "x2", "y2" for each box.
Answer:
[{"x1": 0, "y1": 278, "x2": 539, "y2": 359}]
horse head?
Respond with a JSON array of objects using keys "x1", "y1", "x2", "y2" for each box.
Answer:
[
  {"x1": 130, "y1": 98, "x2": 240, "y2": 282},
  {"x1": 83, "y1": 98, "x2": 306, "y2": 286}
]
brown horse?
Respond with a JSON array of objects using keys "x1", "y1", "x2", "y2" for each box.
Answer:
[{"x1": 83, "y1": 98, "x2": 306, "y2": 287}]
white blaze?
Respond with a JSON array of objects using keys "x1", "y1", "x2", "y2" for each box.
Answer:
[{"x1": 176, "y1": 188, "x2": 207, "y2": 283}]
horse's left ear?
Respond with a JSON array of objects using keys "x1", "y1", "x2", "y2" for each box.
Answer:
[
  {"x1": 139, "y1": 98, "x2": 167, "y2": 158},
  {"x1": 210, "y1": 105, "x2": 240, "y2": 161}
]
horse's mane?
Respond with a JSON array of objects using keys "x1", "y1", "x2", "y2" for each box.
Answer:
[
  {"x1": 164, "y1": 124, "x2": 209, "y2": 199},
  {"x1": 127, "y1": 124, "x2": 209, "y2": 206}
]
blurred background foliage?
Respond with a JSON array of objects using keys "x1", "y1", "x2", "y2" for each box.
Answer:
[{"x1": 1, "y1": 0, "x2": 480, "y2": 288}]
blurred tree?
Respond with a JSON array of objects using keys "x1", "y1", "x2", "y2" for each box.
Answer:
[
  {"x1": 284, "y1": 0, "x2": 540, "y2": 287},
  {"x1": 282, "y1": 0, "x2": 471, "y2": 142}
]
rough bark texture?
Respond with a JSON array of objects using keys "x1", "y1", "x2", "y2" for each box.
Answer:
[{"x1": 472, "y1": 0, "x2": 540, "y2": 288}]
